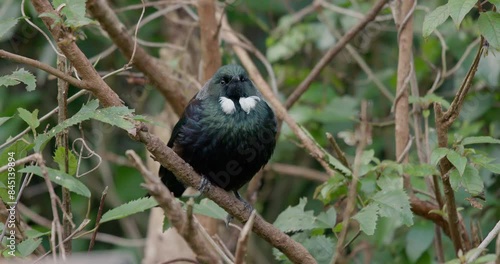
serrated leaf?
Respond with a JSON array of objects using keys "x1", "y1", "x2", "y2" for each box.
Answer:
[
  {"x1": 17, "y1": 108, "x2": 40, "y2": 132},
  {"x1": 53, "y1": 147, "x2": 78, "y2": 176},
  {"x1": 314, "y1": 207, "x2": 337, "y2": 229},
  {"x1": 92, "y1": 106, "x2": 135, "y2": 130},
  {"x1": 193, "y1": 198, "x2": 226, "y2": 220},
  {"x1": 20, "y1": 166, "x2": 90, "y2": 197},
  {"x1": 101, "y1": 197, "x2": 158, "y2": 223},
  {"x1": 33, "y1": 100, "x2": 135, "y2": 151},
  {"x1": 422, "y1": 4, "x2": 450, "y2": 38},
  {"x1": 53, "y1": 0, "x2": 95, "y2": 28},
  {"x1": 273, "y1": 198, "x2": 317, "y2": 233},
  {"x1": 302, "y1": 235, "x2": 335, "y2": 264},
  {"x1": 446, "y1": 150, "x2": 467, "y2": 176},
  {"x1": 449, "y1": 0, "x2": 477, "y2": 27},
  {"x1": 462, "y1": 165, "x2": 483, "y2": 195},
  {"x1": 353, "y1": 203, "x2": 379, "y2": 235},
  {"x1": 0, "y1": 116, "x2": 12, "y2": 126},
  {"x1": 17, "y1": 238, "x2": 42, "y2": 257},
  {"x1": 478, "y1": 12, "x2": 500, "y2": 50},
  {"x1": 0, "y1": 17, "x2": 20, "y2": 38},
  {"x1": 0, "y1": 68, "x2": 36, "y2": 91},
  {"x1": 462, "y1": 136, "x2": 500, "y2": 145},
  {"x1": 431, "y1": 147, "x2": 449, "y2": 166},
  {"x1": 372, "y1": 189, "x2": 413, "y2": 226}
]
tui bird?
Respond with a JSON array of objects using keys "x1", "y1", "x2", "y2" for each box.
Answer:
[{"x1": 159, "y1": 64, "x2": 277, "y2": 204}]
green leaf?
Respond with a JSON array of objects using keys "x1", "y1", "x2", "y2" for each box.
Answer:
[
  {"x1": 0, "y1": 140, "x2": 30, "y2": 202},
  {"x1": 101, "y1": 197, "x2": 158, "y2": 223},
  {"x1": 0, "y1": 68, "x2": 36, "y2": 91},
  {"x1": 422, "y1": 4, "x2": 450, "y2": 38},
  {"x1": 483, "y1": 163, "x2": 500, "y2": 174},
  {"x1": 462, "y1": 136, "x2": 500, "y2": 145},
  {"x1": 405, "y1": 223, "x2": 434, "y2": 262},
  {"x1": 449, "y1": 168, "x2": 461, "y2": 191},
  {"x1": 372, "y1": 189, "x2": 413, "y2": 226},
  {"x1": 462, "y1": 165, "x2": 483, "y2": 195},
  {"x1": 449, "y1": 0, "x2": 477, "y2": 27},
  {"x1": 17, "y1": 238, "x2": 42, "y2": 257},
  {"x1": 53, "y1": 0, "x2": 95, "y2": 28},
  {"x1": 34, "y1": 100, "x2": 135, "y2": 151},
  {"x1": 53, "y1": 147, "x2": 78, "y2": 176},
  {"x1": 17, "y1": 108, "x2": 40, "y2": 132},
  {"x1": 273, "y1": 198, "x2": 317, "y2": 233},
  {"x1": 478, "y1": 12, "x2": 500, "y2": 50},
  {"x1": 314, "y1": 207, "x2": 337, "y2": 229},
  {"x1": 489, "y1": 0, "x2": 500, "y2": 9},
  {"x1": 0, "y1": 116, "x2": 12, "y2": 126},
  {"x1": 431, "y1": 147, "x2": 449, "y2": 166},
  {"x1": 92, "y1": 106, "x2": 135, "y2": 130},
  {"x1": 446, "y1": 150, "x2": 467, "y2": 176},
  {"x1": 0, "y1": 17, "x2": 20, "y2": 38},
  {"x1": 25, "y1": 229, "x2": 50, "y2": 239},
  {"x1": 193, "y1": 198, "x2": 226, "y2": 220},
  {"x1": 302, "y1": 235, "x2": 335, "y2": 264},
  {"x1": 403, "y1": 163, "x2": 439, "y2": 177},
  {"x1": 20, "y1": 166, "x2": 91, "y2": 197},
  {"x1": 353, "y1": 204, "x2": 379, "y2": 235}
]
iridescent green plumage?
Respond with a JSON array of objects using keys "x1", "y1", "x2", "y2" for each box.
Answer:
[{"x1": 159, "y1": 65, "x2": 277, "y2": 197}]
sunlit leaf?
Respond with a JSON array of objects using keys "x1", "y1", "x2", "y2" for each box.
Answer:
[
  {"x1": 446, "y1": 150, "x2": 467, "y2": 176},
  {"x1": 0, "y1": 68, "x2": 36, "y2": 91},
  {"x1": 449, "y1": 0, "x2": 477, "y2": 27},
  {"x1": 53, "y1": 147, "x2": 78, "y2": 176},
  {"x1": 430, "y1": 147, "x2": 449, "y2": 166},
  {"x1": 101, "y1": 197, "x2": 158, "y2": 223},
  {"x1": 462, "y1": 136, "x2": 500, "y2": 145},
  {"x1": 422, "y1": 4, "x2": 450, "y2": 38},
  {"x1": 462, "y1": 165, "x2": 483, "y2": 195},
  {"x1": 353, "y1": 204, "x2": 378, "y2": 235},
  {"x1": 20, "y1": 166, "x2": 91, "y2": 197},
  {"x1": 478, "y1": 12, "x2": 500, "y2": 50}
]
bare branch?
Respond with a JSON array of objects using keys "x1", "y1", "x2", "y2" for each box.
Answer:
[
  {"x1": 234, "y1": 210, "x2": 257, "y2": 264},
  {"x1": 198, "y1": 0, "x2": 221, "y2": 82}
]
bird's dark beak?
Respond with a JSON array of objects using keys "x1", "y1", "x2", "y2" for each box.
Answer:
[{"x1": 231, "y1": 75, "x2": 240, "y2": 82}]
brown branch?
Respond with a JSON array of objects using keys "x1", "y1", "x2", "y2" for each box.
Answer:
[
  {"x1": 198, "y1": 0, "x2": 221, "y2": 82},
  {"x1": 234, "y1": 210, "x2": 256, "y2": 264},
  {"x1": 284, "y1": 0, "x2": 390, "y2": 109},
  {"x1": 266, "y1": 163, "x2": 329, "y2": 182},
  {"x1": 86, "y1": 0, "x2": 194, "y2": 115},
  {"x1": 134, "y1": 129, "x2": 316, "y2": 264},
  {"x1": 433, "y1": 38, "x2": 484, "y2": 254},
  {"x1": 221, "y1": 17, "x2": 337, "y2": 177},
  {"x1": 125, "y1": 150, "x2": 220, "y2": 264},
  {"x1": 0, "y1": 49, "x2": 87, "y2": 89},
  {"x1": 30, "y1": 0, "x2": 123, "y2": 108},
  {"x1": 88, "y1": 186, "x2": 108, "y2": 252},
  {"x1": 326, "y1": 132, "x2": 351, "y2": 170}
]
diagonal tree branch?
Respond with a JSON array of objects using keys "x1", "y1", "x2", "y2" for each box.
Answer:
[{"x1": 86, "y1": 0, "x2": 194, "y2": 115}]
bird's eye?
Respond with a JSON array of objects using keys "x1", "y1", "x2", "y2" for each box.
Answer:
[
  {"x1": 240, "y1": 76, "x2": 246, "y2": 82},
  {"x1": 220, "y1": 79, "x2": 226, "y2": 85}
]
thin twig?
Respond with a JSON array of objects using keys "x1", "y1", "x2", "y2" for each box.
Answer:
[
  {"x1": 88, "y1": 186, "x2": 108, "y2": 252},
  {"x1": 266, "y1": 163, "x2": 329, "y2": 182},
  {"x1": 234, "y1": 210, "x2": 257, "y2": 264},
  {"x1": 326, "y1": 132, "x2": 351, "y2": 170},
  {"x1": 331, "y1": 101, "x2": 370, "y2": 264},
  {"x1": 466, "y1": 221, "x2": 500, "y2": 263}
]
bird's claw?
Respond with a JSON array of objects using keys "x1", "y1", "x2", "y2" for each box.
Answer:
[
  {"x1": 225, "y1": 192, "x2": 253, "y2": 226},
  {"x1": 198, "y1": 176, "x2": 210, "y2": 194}
]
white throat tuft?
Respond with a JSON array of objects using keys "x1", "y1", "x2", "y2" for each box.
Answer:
[
  {"x1": 239, "y1": 96, "x2": 261, "y2": 114},
  {"x1": 219, "y1": 96, "x2": 236, "y2": 114}
]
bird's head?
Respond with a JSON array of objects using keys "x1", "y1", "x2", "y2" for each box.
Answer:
[{"x1": 203, "y1": 65, "x2": 258, "y2": 100}]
